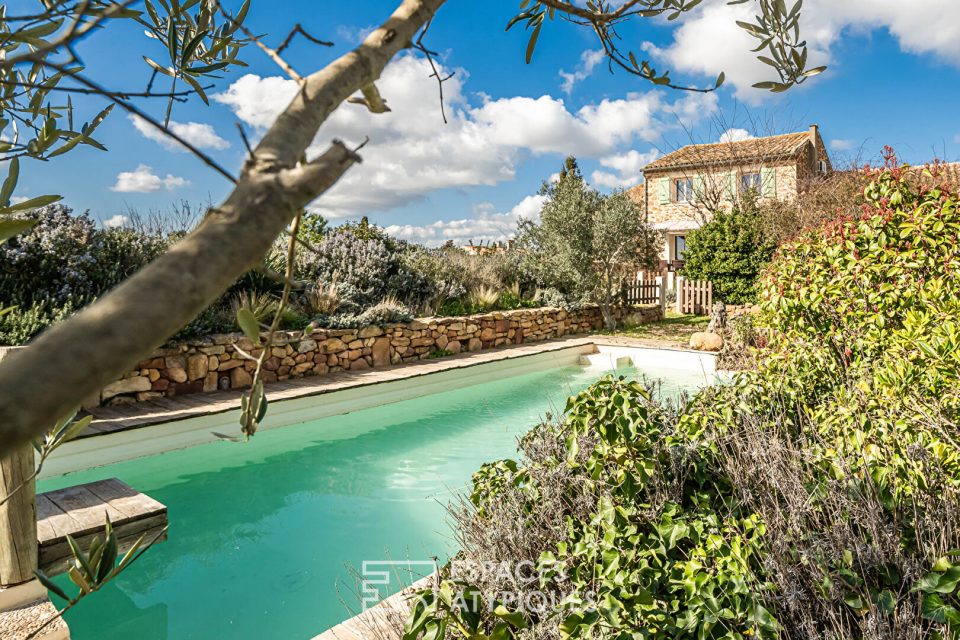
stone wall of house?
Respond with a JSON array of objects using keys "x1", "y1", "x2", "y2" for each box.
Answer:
[
  {"x1": 98, "y1": 304, "x2": 663, "y2": 406},
  {"x1": 641, "y1": 161, "x2": 801, "y2": 229}
]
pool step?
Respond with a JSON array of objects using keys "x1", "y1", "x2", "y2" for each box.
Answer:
[
  {"x1": 36, "y1": 478, "x2": 168, "y2": 577},
  {"x1": 578, "y1": 353, "x2": 633, "y2": 369}
]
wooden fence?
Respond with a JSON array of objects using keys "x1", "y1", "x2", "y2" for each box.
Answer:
[
  {"x1": 676, "y1": 276, "x2": 712, "y2": 315},
  {"x1": 620, "y1": 280, "x2": 662, "y2": 305}
]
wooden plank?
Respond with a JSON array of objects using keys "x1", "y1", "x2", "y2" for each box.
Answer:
[
  {"x1": 43, "y1": 485, "x2": 125, "y2": 538},
  {"x1": 35, "y1": 496, "x2": 73, "y2": 546},
  {"x1": 36, "y1": 478, "x2": 168, "y2": 577},
  {"x1": 40, "y1": 522, "x2": 167, "y2": 577},
  {"x1": 85, "y1": 478, "x2": 165, "y2": 524}
]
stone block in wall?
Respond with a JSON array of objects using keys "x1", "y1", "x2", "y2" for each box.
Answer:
[
  {"x1": 203, "y1": 372, "x2": 219, "y2": 392},
  {"x1": 323, "y1": 338, "x2": 347, "y2": 353},
  {"x1": 297, "y1": 339, "x2": 317, "y2": 353},
  {"x1": 359, "y1": 326, "x2": 382, "y2": 338},
  {"x1": 230, "y1": 367, "x2": 252, "y2": 389},
  {"x1": 186, "y1": 354, "x2": 208, "y2": 381},
  {"x1": 166, "y1": 367, "x2": 187, "y2": 383},
  {"x1": 101, "y1": 376, "x2": 151, "y2": 401},
  {"x1": 371, "y1": 338, "x2": 391, "y2": 367}
]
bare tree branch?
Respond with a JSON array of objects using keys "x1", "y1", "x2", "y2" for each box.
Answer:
[
  {"x1": 276, "y1": 24, "x2": 334, "y2": 55},
  {"x1": 0, "y1": 0, "x2": 447, "y2": 457}
]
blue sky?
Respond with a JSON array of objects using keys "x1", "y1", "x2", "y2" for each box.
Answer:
[{"x1": 15, "y1": 0, "x2": 960, "y2": 245}]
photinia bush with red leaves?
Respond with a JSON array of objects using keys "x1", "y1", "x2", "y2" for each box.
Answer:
[{"x1": 756, "y1": 148, "x2": 960, "y2": 401}]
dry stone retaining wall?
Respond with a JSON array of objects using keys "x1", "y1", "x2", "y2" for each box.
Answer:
[{"x1": 99, "y1": 304, "x2": 662, "y2": 406}]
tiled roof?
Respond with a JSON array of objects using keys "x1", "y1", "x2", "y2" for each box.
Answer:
[{"x1": 643, "y1": 131, "x2": 813, "y2": 172}]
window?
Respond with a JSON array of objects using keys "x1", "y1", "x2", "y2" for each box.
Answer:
[
  {"x1": 675, "y1": 178, "x2": 693, "y2": 202},
  {"x1": 818, "y1": 160, "x2": 828, "y2": 174},
  {"x1": 675, "y1": 235, "x2": 686, "y2": 261},
  {"x1": 741, "y1": 172, "x2": 761, "y2": 193}
]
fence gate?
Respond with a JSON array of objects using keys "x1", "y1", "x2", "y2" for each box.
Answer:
[
  {"x1": 620, "y1": 280, "x2": 662, "y2": 305},
  {"x1": 676, "y1": 276, "x2": 713, "y2": 315}
]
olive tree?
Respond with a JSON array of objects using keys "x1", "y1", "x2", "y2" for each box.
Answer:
[{"x1": 517, "y1": 158, "x2": 658, "y2": 330}]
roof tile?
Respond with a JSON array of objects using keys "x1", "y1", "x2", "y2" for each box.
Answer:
[{"x1": 644, "y1": 131, "x2": 812, "y2": 172}]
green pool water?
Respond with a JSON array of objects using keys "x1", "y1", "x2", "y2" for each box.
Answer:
[{"x1": 39, "y1": 362, "x2": 708, "y2": 639}]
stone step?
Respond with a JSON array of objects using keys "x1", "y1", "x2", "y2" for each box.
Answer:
[{"x1": 578, "y1": 353, "x2": 633, "y2": 369}]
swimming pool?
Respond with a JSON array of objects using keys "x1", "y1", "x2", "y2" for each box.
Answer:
[{"x1": 39, "y1": 351, "x2": 711, "y2": 639}]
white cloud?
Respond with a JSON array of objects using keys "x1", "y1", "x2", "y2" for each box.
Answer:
[
  {"x1": 559, "y1": 49, "x2": 606, "y2": 94},
  {"x1": 718, "y1": 128, "x2": 753, "y2": 143},
  {"x1": 110, "y1": 164, "x2": 190, "y2": 193},
  {"x1": 643, "y1": 0, "x2": 960, "y2": 101},
  {"x1": 830, "y1": 139, "x2": 856, "y2": 151},
  {"x1": 385, "y1": 194, "x2": 547, "y2": 247},
  {"x1": 129, "y1": 115, "x2": 230, "y2": 152},
  {"x1": 336, "y1": 24, "x2": 376, "y2": 44},
  {"x1": 591, "y1": 149, "x2": 659, "y2": 189},
  {"x1": 214, "y1": 55, "x2": 716, "y2": 217},
  {"x1": 103, "y1": 214, "x2": 129, "y2": 228}
]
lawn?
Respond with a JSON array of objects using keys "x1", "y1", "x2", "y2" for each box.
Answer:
[{"x1": 605, "y1": 311, "x2": 710, "y2": 348}]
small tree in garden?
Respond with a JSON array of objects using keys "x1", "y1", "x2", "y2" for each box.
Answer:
[
  {"x1": 517, "y1": 157, "x2": 658, "y2": 329},
  {"x1": 681, "y1": 198, "x2": 776, "y2": 305},
  {"x1": 593, "y1": 190, "x2": 660, "y2": 329},
  {"x1": 516, "y1": 157, "x2": 601, "y2": 303}
]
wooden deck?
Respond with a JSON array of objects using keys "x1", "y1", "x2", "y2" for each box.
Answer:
[{"x1": 36, "y1": 478, "x2": 167, "y2": 576}]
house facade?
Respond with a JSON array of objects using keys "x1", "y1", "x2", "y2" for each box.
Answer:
[{"x1": 628, "y1": 125, "x2": 832, "y2": 269}]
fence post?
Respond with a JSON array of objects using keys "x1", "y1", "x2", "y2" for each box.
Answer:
[
  {"x1": 0, "y1": 446, "x2": 37, "y2": 589},
  {"x1": 675, "y1": 276, "x2": 684, "y2": 314},
  {"x1": 658, "y1": 276, "x2": 666, "y2": 316}
]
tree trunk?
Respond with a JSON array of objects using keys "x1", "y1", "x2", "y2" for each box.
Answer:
[
  {"x1": 601, "y1": 278, "x2": 617, "y2": 332},
  {"x1": 0, "y1": 446, "x2": 37, "y2": 587},
  {"x1": 0, "y1": 0, "x2": 447, "y2": 457}
]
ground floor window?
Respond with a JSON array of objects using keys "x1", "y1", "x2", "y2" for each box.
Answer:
[{"x1": 674, "y1": 234, "x2": 686, "y2": 261}]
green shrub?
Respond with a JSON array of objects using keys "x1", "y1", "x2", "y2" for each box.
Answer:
[
  {"x1": 0, "y1": 299, "x2": 80, "y2": 345},
  {"x1": 405, "y1": 157, "x2": 960, "y2": 640},
  {"x1": 681, "y1": 199, "x2": 776, "y2": 305}
]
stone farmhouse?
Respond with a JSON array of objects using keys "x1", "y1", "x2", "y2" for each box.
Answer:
[{"x1": 628, "y1": 125, "x2": 832, "y2": 269}]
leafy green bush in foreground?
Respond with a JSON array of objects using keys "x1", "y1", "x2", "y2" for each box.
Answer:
[{"x1": 403, "y1": 156, "x2": 960, "y2": 639}]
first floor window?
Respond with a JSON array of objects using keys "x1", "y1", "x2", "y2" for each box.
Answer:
[
  {"x1": 675, "y1": 178, "x2": 693, "y2": 202},
  {"x1": 741, "y1": 172, "x2": 761, "y2": 192}
]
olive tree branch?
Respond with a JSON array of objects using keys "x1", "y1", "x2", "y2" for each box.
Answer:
[
  {"x1": 40, "y1": 60, "x2": 237, "y2": 183},
  {"x1": 0, "y1": 0, "x2": 447, "y2": 457},
  {"x1": 0, "y1": 0, "x2": 140, "y2": 71}
]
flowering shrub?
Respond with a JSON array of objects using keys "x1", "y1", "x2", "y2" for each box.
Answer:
[
  {"x1": 758, "y1": 150, "x2": 960, "y2": 403},
  {"x1": 406, "y1": 156, "x2": 960, "y2": 640},
  {"x1": 299, "y1": 222, "x2": 432, "y2": 313}
]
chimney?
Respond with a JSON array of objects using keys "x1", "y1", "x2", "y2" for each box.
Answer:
[{"x1": 809, "y1": 124, "x2": 820, "y2": 173}]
